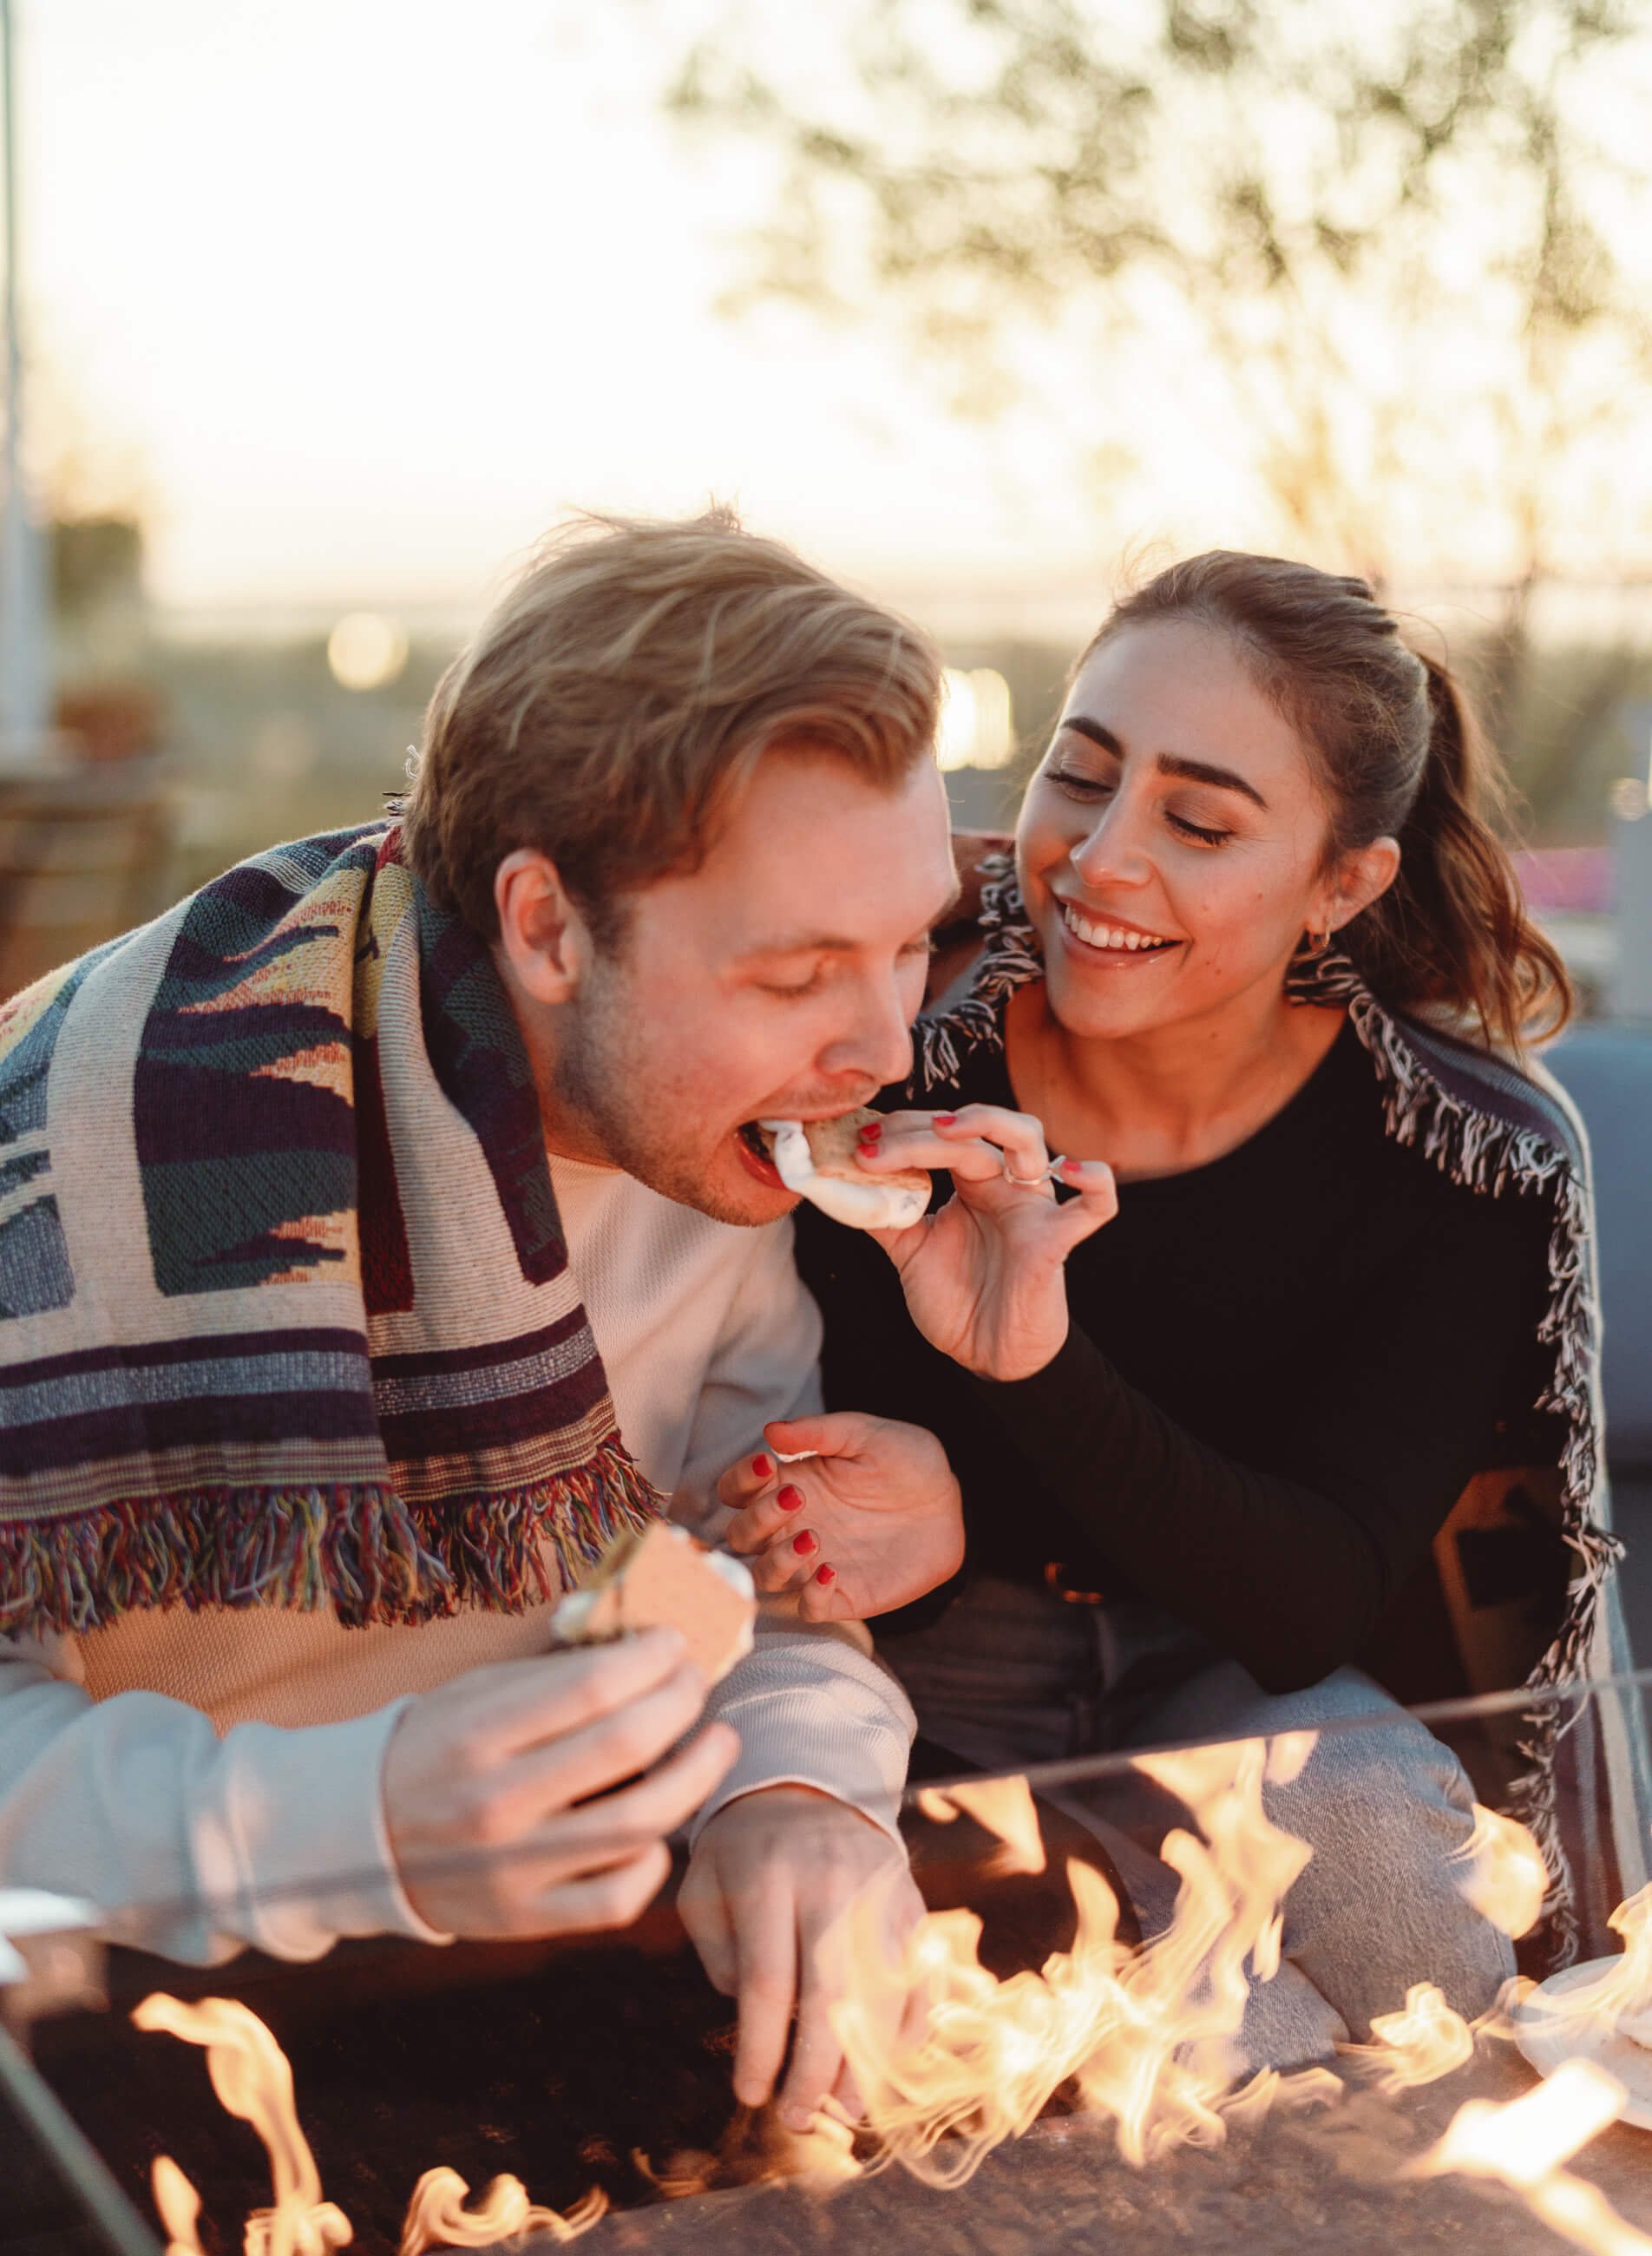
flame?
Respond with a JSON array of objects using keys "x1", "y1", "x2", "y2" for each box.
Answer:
[
  {"x1": 914, "y1": 1775, "x2": 1047, "y2": 1875},
  {"x1": 1420, "y1": 2061, "x2": 1623, "y2": 2186},
  {"x1": 1342, "y1": 1983, "x2": 1475, "y2": 2092},
  {"x1": 134, "y1": 1993, "x2": 603, "y2": 2256},
  {"x1": 123, "y1": 1758, "x2": 1652, "y2": 2247},
  {"x1": 1528, "y1": 1884, "x2": 1652, "y2": 2042},
  {"x1": 398, "y1": 2168, "x2": 606, "y2": 2253},
  {"x1": 1216, "y1": 2062, "x2": 1345, "y2": 2128},
  {"x1": 832, "y1": 1735, "x2": 1328, "y2": 2182},
  {"x1": 1452, "y1": 1802, "x2": 1550, "y2": 1939},
  {"x1": 132, "y1": 1994, "x2": 351, "y2": 2256},
  {"x1": 1416, "y1": 2058, "x2": 1651, "y2": 2254},
  {"x1": 150, "y1": 2155, "x2": 206, "y2": 2256},
  {"x1": 635, "y1": 2102, "x2": 861, "y2": 2199},
  {"x1": 1263, "y1": 1731, "x2": 1318, "y2": 1788}
]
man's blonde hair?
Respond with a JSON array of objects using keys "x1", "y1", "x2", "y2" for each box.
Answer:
[{"x1": 400, "y1": 507, "x2": 942, "y2": 942}]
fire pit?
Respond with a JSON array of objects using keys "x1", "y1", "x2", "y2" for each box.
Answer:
[{"x1": 7, "y1": 1683, "x2": 1652, "y2": 2256}]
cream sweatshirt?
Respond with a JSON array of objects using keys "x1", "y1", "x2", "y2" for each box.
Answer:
[{"x1": 0, "y1": 1158, "x2": 914, "y2": 1961}]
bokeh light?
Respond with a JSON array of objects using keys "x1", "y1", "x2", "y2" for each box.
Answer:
[
  {"x1": 936, "y1": 668, "x2": 1014, "y2": 774},
  {"x1": 326, "y1": 613, "x2": 409, "y2": 693}
]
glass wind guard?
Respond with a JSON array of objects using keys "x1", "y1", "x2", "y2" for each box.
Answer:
[{"x1": 7, "y1": 1670, "x2": 1652, "y2": 2256}]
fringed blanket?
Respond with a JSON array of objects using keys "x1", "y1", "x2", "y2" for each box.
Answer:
[
  {"x1": 0, "y1": 823, "x2": 663, "y2": 1635},
  {"x1": 917, "y1": 854, "x2": 1645, "y2": 1968}
]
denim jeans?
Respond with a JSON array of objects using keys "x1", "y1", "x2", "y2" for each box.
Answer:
[{"x1": 879, "y1": 1576, "x2": 1515, "y2": 2072}]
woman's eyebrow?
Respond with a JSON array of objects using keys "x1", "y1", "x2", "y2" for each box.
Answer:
[
  {"x1": 1156, "y1": 752, "x2": 1269, "y2": 810},
  {"x1": 1056, "y1": 715, "x2": 1122, "y2": 757},
  {"x1": 1056, "y1": 716, "x2": 1269, "y2": 812}
]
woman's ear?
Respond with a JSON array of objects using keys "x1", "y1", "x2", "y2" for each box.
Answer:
[
  {"x1": 494, "y1": 849, "x2": 593, "y2": 1006},
  {"x1": 1316, "y1": 835, "x2": 1401, "y2": 937}
]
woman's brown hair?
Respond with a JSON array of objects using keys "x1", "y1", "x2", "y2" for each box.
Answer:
[{"x1": 1092, "y1": 553, "x2": 1571, "y2": 1053}]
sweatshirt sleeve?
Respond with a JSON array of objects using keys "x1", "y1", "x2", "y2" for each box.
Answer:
[
  {"x1": 968, "y1": 1331, "x2": 1386, "y2": 1690},
  {"x1": 0, "y1": 1632, "x2": 448, "y2": 1964},
  {"x1": 970, "y1": 1226, "x2": 1549, "y2": 1696},
  {"x1": 671, "y1": 1215, "x2": 916, "y2": 1840},
  {"x1": 670, "y1": 1212, "x2": 823, "y2": 1535},
  {"x1": 687, "y1": 1610, "x2": 916, "y2": 1847}
]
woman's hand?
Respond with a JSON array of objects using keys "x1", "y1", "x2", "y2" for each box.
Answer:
[
  {"x1": 856, "y1": 1105, "x2": 1117, "y2": 1381},
  {"x1": 717, "y1": 1413, "x2": 963, "y2": 1620}
]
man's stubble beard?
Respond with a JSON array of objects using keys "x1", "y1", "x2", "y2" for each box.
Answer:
[{"x1": 550, "y1": 960, "x2": 767, "y2": 1227}]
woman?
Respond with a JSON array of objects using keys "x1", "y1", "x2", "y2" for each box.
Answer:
[{"x1": 724, "y1": 553, "x2": 1629, "y2": 2061}]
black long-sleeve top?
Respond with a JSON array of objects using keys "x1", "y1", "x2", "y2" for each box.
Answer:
[{"x1": 796, "y1": 1014, "x2": 1562, "y2": 1695}]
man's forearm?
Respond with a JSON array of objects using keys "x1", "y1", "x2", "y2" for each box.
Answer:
[{"x1": 0, "y1": 1642, "x2": 442, "y2": 1963}]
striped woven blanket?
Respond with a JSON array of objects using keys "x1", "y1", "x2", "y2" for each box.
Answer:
[{"x1": 0, "y1": 823, "x2": 662, "y2": 1636}]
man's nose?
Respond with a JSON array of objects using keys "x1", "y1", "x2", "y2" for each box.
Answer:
[{"x1": 820, "y1": 974, "x2": 914, "y2": 1092}]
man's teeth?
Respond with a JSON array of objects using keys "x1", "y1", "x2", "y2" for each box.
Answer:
[{"x1": 1061, "y1": 903, "x2": 1174, "y2": 952}]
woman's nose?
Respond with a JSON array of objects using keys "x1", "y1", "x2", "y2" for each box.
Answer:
[{"x1": 1069, "y1": 801, "x2": 1152, "y2": 889}]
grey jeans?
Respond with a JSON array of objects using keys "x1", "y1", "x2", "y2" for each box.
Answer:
[{"x1": 879, "y1": 1576, "x2": 1515, "y2": 2072}]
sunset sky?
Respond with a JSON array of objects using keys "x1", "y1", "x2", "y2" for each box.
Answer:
[{"x1": 16, "y1": 0, "x2": 1652, "y2": 626}]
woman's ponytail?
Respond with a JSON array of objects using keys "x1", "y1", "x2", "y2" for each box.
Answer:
[
  {"x1": 1345, "y1": 654, "x2": 1570, "y2": 1053},
  {"x1": 1099, "y1": 554, "x2": 1573, "y2": 1056}
]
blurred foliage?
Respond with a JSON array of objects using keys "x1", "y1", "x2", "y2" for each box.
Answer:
[
  {"x1": 668, "y1": 0, "x2": 1652, "y2": 589},
  {"x1": 1485, "y1": 634, "x2": 1652, "y2": 841},
  {"x1": 668, "y1": 0, "x2": 1652, "y2": 840}
]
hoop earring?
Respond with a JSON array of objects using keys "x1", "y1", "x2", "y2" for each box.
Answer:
[{"x1": 1300, "y1": 924, "x2": 1334, "y2": 960}]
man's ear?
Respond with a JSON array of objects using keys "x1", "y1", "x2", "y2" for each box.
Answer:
[
  {"x1": 1315, "y1": 834, "x2": 1401, "y2": 938},
  {"x1": 494, "y1": 849, "x2": 593, "y2": 1006}
]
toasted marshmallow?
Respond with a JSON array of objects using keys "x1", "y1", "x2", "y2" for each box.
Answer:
[
  {"x1": 760, "y1": 1111, "x2": 930, "y2": 1232},
  {"x1": 551, "y1": 1520, "x2": 756, "y2": 1684}
]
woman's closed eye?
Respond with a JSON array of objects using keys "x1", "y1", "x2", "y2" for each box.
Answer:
[
  {"x1": 1167, "y1": 810, "x2": 1233, "y2": 846},
  {"x1": 1046, "y1": 766, "x2": 1115, "y2": 803},
  {"x1": 1048, "y1": 764, "x2": 1233, "y2": 847}
]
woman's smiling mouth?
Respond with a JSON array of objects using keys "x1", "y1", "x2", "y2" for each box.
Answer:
[{"x1": 1057, "y1": 900, "x2": 1181, "y2": 960}]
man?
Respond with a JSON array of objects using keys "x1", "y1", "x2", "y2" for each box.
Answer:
[{"x1": 0, "y1": 508, "x2": 963, "y2": 2128}]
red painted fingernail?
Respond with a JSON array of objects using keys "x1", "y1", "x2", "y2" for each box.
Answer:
[
  {"x1": 816, "y1": 1564, "x2": 836, "y2": 1586},
  {"x1": 793, "y1": 1530, "x2": 818, "y2": 1558},
  {"x1": 1061, "y1": 1158, "x2": 1084, "y2": 1176},
  {"x1": 777, "y1": 1485, "x2": 803, "y2": 1512},
  {"x1": 934, "y1": 1112, "x2": 957, "y2": 1126},
  {"x1": 751, "y1": 1453, "x2": 772, "y2": 1479},
  {"x1": 859, "y1": 1120, "x2": 883, "y2": 1139}
]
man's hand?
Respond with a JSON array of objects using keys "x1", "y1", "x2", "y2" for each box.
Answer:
[
  {"x1": 856, "y1": 1105, "x2": 1116, "y2": 1380},
  {"x1": 678, "y1": 1786, "x2": 926, "y2": 2130},
  {"x1": 717, "y1": 1413, "x2": 963, "y2": 1620},
  {"x1": 383, "y1": 1629, "x2": 737, "y2": 1938}
]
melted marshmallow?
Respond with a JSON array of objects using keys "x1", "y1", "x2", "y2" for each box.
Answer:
[
  {"x1": 761, "y1": 1119, "x2": 930, "y2": 1232},
  {"x1": 551, "y1": 1532, "x2": 756, "y2": 1661}
]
